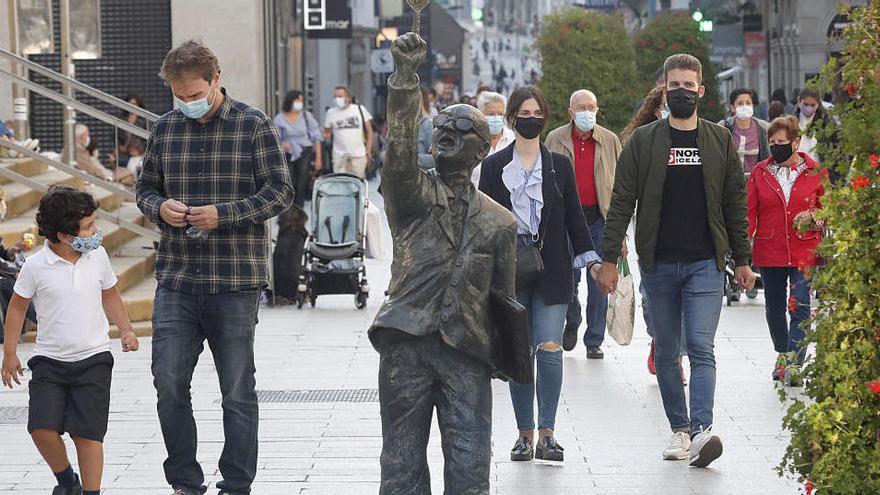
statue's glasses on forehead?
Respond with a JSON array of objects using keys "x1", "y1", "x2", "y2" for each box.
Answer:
[{"x1": 433, "y1": 114, "x2": 490, "y2": 142}]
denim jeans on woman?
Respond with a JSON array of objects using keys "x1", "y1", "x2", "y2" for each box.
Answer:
[
  {"x1": 509, "y1": 251, "x2": 568, "y2": 430},
  {"x1": 151, "y1": 286, "x2": 261, "y2": 494},
  {"x1": 759, "y1": 267, "x2": 810, "y2": 364},
  {"x1": 640, "y1": 259, "x2": 724, "y2": 435}
]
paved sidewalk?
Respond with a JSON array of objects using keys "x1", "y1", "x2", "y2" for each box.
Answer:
[
  {"x1": 0, "y1": 185, "x2": 802, "y2": 494},
  {"x1": 0, "y1": 259, "x2": 801, "y2": 494}
]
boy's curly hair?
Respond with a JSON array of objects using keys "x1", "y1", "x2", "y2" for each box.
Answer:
[{"x1": 36, "y1": 186, "x2": 100, "y2": 243}]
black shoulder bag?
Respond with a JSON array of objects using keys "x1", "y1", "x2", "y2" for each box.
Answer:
[{"x1": 514, "y1": 154, "x2": 553, "y2": 290}]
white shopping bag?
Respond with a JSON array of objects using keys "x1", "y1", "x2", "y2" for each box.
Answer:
[
  {"x1": 606, "y1": 259, "x2": 635, "y2": 346},
  {"x1": 364, "y1": 200, "x2": 385, "y2": 261}
]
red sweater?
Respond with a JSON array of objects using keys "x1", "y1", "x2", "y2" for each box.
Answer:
[
  {"x1": 571, "y1": 127, "x2": 597, "y2": 206},
  {"x1": 747, "y1": 152, "x2": 826, "y2": 268}
]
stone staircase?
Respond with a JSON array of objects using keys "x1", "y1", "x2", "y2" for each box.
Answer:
[{"x1": 0, "y1": 157, "x2": 157, "y2": 340}]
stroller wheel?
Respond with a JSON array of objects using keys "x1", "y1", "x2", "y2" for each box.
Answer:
[
  {"x1": 295, "y1": 293, "x2": 305, "y2": 309},
  {"x1": 355, "y1": 292, "x2": 368, "y2": 310},
  {"x1": 310, "y1": 295, "x2": 317, "y2": 308}
]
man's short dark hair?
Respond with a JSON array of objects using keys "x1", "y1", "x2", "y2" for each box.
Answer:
[
  {"x1": 36, "y1": 186, "x2": 100, "y2": 243},
  {"x1": 160, "y1": 39, "x2": 220, "y2": 84},
  {"x1": 505, "y1": 85, "x2": 550, "y2": 129},
  {"x1": 663, "y1": 54, "x2": 703, "y2": 84},
  {"x1": 282, "y1": 90, "x2": 304, "y2": 112},
  {"x1": 729, "y1": 88, "x2": 757, "y2": 106},
  {"x1": 334, "y1": 85, "x2": 350, "y2": 97}
]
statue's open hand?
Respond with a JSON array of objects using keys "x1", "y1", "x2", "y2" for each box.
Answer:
[{"x1": 392, "y1": 32, "x2": 427, "y2": 81}]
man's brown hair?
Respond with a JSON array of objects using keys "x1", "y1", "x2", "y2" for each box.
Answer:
[
  {"x1": 160, "y1": 40, "x2": 220, "y2": 84},
  {"x1": 663, "y1": 54, "x2": 703, "y2": 84}
]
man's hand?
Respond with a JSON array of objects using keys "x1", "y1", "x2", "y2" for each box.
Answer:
[
  {"x1": 735, "y1": 265, "x2": 757, "y2": 291},
  {"x1": 187, "y1": 205, "x2": 219, "y2": 230},
  {"x1": 391, "y1": 32, "x2": 428, "y2": 84},
  {"x1": 160, "y1": 199, "x2": 189, "y2": 228},
  {"x1": 1, "y1": 354, "x2": 23, "y2": 389},
  {"x1": 120, "y1": 330, "x2": 139, "y2": 352},
  {"x1": 597, "y1": 261, "x2": 619, "y2": 294},
  {"x1": 621, "y1": 238, "x2": 629, "y2": 259}
]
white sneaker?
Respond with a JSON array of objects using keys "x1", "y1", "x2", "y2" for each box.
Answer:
[
  {"x1": 662, "y1": 431, "x2": 691, "y2": 460},
  {"x1": 689, "y1": 425, "x2": 723, "y2": 467}
]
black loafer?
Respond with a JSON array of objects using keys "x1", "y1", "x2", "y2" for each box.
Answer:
[
  {"x1": 535, "y1": 436, "x2": 565, "y2": 462},
  {"x1": 510, "y1": 436, "x2": 534, "y2": 461},
  {"x1": 562, "y1": 324, "x2": 579, "y2": 351},
  {"x1": 586, "y1": 346, "x2": 604, "y2": 359}
]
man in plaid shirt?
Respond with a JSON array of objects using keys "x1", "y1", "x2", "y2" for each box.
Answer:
[{"x1": 136, "y1": 40, "x2": 292, "y2": 495}]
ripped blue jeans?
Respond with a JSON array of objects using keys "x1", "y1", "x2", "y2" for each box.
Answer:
[{"x1": 509, "y1": 281, "x2": 568, "y2": 431}]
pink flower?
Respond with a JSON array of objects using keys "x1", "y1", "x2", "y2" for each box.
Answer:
[
  {"x1": 871, "y1": 154, "x2": 879, "y2": 168},
  {"x1": 788, "y1": 295, "x2": 798, "y2": 314},
  {"x1": 869, "y1": 380, "x2": 880, "y2": 395}
]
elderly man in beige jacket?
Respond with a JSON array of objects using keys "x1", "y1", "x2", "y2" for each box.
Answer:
[{"x1": 545, "y1": 89, "x2": 622, "y2": 358}]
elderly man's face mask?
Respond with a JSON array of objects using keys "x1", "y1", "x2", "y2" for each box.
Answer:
[{"x1": 432, "y1": 104, "x2": 491, "y2": 175}]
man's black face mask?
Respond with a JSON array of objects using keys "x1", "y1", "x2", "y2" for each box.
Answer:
[{"x1": 432, "y1": 104, "x2": 491, "y2": 175}]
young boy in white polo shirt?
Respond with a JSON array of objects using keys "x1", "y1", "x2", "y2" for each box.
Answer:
[{"x1": 1, "y1": 186, "x2": 139, "y2": 495}]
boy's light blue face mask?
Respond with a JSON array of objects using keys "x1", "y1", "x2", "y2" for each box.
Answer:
[
  {"x1": 70, "y1": 229, "x2": 103, "y2": 253},
  {"x1": 175, "y1": 83, "x2": 218, "y2": 120}
]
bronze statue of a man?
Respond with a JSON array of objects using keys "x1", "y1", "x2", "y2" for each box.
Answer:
[{"x1": 368, "y1": 32, "x2": 524, "y2": 494}]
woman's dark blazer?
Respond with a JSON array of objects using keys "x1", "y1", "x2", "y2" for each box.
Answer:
[{"x1": 478, "y1": 142, "x2": 594, "y2": 305}]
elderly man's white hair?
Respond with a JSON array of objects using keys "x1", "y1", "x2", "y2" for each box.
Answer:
[
  {"x1": 477, "y1": 91, "x2": 507, "y2": 113},
  {"x1": 74, "y1": 123, "x2": 89, "y2": 138},
  {"x1": 569, "y1": 89, "x2": 598, "y2": 108}
]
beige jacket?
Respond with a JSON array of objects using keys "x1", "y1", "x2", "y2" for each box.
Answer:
[{"x1": 544, "y1": 122, "x2": 622, "y2": 219}]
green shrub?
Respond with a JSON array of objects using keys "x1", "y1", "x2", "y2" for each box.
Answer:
[
  {"x1": 537, "y1": 9, "x2": 638, "y2": 134},
  {"x1": 780, "y1": 3, "x2": 880, "y2": 494},
  {"x1": 632, "y1": 13, "x2": 723, "y2": 123}
]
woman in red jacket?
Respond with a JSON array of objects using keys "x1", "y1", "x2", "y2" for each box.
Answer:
[{"x1": 747, "y1": 115, "x2": 826, "y2": 387}]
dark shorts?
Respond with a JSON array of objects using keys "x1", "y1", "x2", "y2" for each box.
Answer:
[{"x1": 27, "y1": 351, "x2": 114, "y2": 442}]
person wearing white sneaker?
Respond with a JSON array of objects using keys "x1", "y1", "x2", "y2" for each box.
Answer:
[{"x1": 598, "y1": 54, "x2": 756, "y2": 469}]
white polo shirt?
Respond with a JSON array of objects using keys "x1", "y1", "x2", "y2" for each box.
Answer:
[{"x1": 14, "y1": 244, "x2": 118, "y2": 362}]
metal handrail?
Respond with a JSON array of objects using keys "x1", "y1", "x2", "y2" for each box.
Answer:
[
  {"x1": 0, "y1": 163, "x2": 159, "y2": 241},
  {"x1": 0, "y1": 69, "x2": 150, "y2": 140},
  {"x1": 0, "y1": 47, "x2": 159, "y2": 125},
  {"x1": 0, "y1": 139, "x2": 136, "y2": 200}
]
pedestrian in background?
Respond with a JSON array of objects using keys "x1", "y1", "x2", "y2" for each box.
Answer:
[
  {"x1": 720, "y1": 88, "x2": 770, "y2": 174},
  {"x1": 274, "y1": 90, "x2": 322, "y2": 207},
  {"x1": 747, "y1": 115, "x2": 826, "y2": 387},
  {"x1": 136, "y1": 39, "x2": 293, "y2": 495},
  {"x1": 417, "y1": 86, "x2": 435, "y2": 169},
  {"x1": 599, "y1": 54, "x2": 756, "y2": 468},
  {"x1": 323, "y1": 85, "x2": 373, "y2": 178},
  {"x1": 471, "y1": 91, "x2": 515, "y2": 186},
  {"x1": 545, "y1": 89, "x2": 622, "y2": 358},
  {"x1": 479, "y1": 85, "x2": 601, "y2": 463}
]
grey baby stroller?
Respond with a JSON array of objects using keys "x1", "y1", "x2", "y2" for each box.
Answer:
[{"x1": 296, "y1": 173, "x2": 370, "y2": 309}]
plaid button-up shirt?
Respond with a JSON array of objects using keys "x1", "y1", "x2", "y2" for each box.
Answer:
[{"x1": 136, "y1": 89, "x2": 293, "y2": 294}]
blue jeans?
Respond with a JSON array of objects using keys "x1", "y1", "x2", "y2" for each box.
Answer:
[
  {"x1": 760, "y1": 267, "x2": 810, "y2": 363},
  {"x1": 509, "y1": 282, "x2": 568, "y2": 431},
  {"x1": 151, "y1": 286, "x2": 261, "y2": 494},
  {"x1": 640, "y1": 259, "x2": 723, "y2": 435},
  {"x1": 565, "y1": 217, "x2": 607, "y2": 347},
  {"x1": 640, "y1": 279, "x2": 687, "y2": 355}
]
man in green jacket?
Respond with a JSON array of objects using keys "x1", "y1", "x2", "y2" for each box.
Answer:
[{"x1": 598, "y1": 54, "x2": 756, "y2": 468}]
